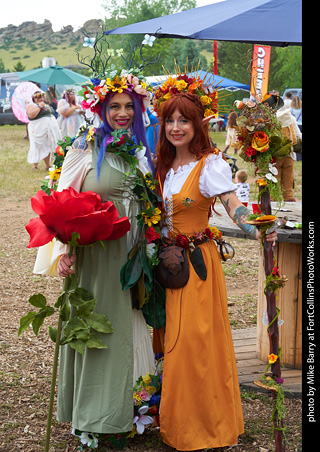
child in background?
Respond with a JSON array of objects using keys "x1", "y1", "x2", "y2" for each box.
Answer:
[{"x1": 235, "y1": 169, "x2": 250, "y2": 206}]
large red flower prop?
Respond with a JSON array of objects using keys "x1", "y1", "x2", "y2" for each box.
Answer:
[{"x1": 25, "y1": 187, "x2": 131, "y2": 248}]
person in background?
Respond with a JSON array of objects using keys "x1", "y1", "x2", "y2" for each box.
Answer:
[
  {"x1": 26, "y1": 90, "x2": 61, "y2": 171},
  {"x1": 284, "y1": 91, "x2": 292, "y2": 108},
  {"x1": 276, "y1": 102, "x2": 302, "y2": 201},
  {"x1": 223, "y1": 109, "x2": 238, "y2": 154},
  {"x1": 57, "y1": 88, "x2": 84, "y2": 137},
  {"x1": 44, "y1": 85, "x2": 58, "y2": 118},
  {"x1": 235, "y1": 169, "x2": 250, "y2": 206},
  {"x1": 290, "y1": 95, "x2": 302, "y2": 161}
]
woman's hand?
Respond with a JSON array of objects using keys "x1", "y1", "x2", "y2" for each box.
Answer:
[
  {"x1": 57, "y1": 252, "x2": 76, "y2": 277},
  {"x1": 257, "y1": 229, "x2": 278, "y2": 246}
]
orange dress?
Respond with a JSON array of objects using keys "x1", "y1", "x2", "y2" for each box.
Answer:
[{"x1": 155, "y1": 156, "x2": 244, "y2": 451}]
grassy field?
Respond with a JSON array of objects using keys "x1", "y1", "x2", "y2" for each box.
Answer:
[{"x1": 0, "y1": 125, "x2": 302, "y2": 202}]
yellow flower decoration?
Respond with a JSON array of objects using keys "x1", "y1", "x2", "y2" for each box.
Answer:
[
  {"x1": 256, "y1": 178, "x2": 267, "y2": 186},
  {"x1": 175, "y1": 79, "x2": 188, "y2": 91},
  {"x1": 142, "y1": 204, "x2": 161, "y2": 227},
  {"x1": 48, "y1": 168, "x2": 61, "y2": 181},
  {"x1": 106, "y1": 75, "x2": 128, "y2": 93},
  {"x1": 268, "y1": 353, "x2": 278, "y2": 364},
  {"x1": 86, "y1": 126, "x2": 96, "y2": 142},
  {"x1": 204, "y1": 108, "x2": 216, "y2": 118},
  {"x1": 163, "y1": 92, "x2": 172, "y2": 100},
  {"x1": 200, "y1": 95, "x2": 212, "y2": 106},
  {"x1": 162, "y1": 76, "x2": 177, "y2": 90}
]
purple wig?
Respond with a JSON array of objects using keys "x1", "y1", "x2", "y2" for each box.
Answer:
[{"x1": 95, "y1": 91, "x2": 155, "y2": 179}]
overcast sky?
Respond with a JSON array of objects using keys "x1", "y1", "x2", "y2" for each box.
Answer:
[{"x1": 0, "y1": 0, "x2": 221, "y2": 32}]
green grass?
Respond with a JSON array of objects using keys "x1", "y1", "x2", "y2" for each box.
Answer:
[{"x1": 1, "y1": 40, "x2": 94, "y2": 71}]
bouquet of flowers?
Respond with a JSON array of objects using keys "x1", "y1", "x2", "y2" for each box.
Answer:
[{"x1": 234, "y1": 95, "x2": 292, "y2": 206}]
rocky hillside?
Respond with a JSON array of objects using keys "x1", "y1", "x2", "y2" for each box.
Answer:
[
  {"x1": 0, "y1": 19, "x2": 103, "y2": 70},
  {"x1": 0, "y1": 19, "x2": 103, "y2": 45}
]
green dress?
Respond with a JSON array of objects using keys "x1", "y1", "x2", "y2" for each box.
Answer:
[{"x1": 56, "y1": 147, "x2": 147, "y2": 434}]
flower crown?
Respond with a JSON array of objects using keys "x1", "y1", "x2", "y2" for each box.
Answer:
[
  {"x1": 153, "y1": 68, "x2": 220, "y2": 118},
  {"x1": 78, "y1": 68, "x2": 152, "y2": 120}
]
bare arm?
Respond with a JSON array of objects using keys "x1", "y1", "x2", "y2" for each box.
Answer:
[{"x1": 219, "y1": 191, "x2": 277, "y2": 244}]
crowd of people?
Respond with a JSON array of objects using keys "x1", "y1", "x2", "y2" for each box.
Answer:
[{"x1": 27, "y1": 65, "x2": 299, "y2": 451}]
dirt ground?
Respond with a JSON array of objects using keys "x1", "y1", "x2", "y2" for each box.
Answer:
[{"x1": 0, "y1": 199, "x2": 302, "y2": 451}]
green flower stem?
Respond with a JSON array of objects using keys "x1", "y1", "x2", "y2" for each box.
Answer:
[
  {"x1": 44, "y1": 306, "x2": 63, "y2": 452},
  {"x1": 44, "y1": 245, "x2": 74, "y2": 452}
]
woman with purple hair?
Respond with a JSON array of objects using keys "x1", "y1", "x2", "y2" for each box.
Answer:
[
  {"x1": 57, "y1": 88, "x2": 85, "y2": 137},
  {"x1": 33, "y1": 69, "x2": 156, "y2": 443}
]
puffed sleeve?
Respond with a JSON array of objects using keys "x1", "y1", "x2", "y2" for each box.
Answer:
[
  {"x1": 56, "y1": 98, "x2": 69, "y2": 115},
  {"x1": 33, "y1": 141, "x2": 92, "y2": 276},
  {"x1": 199, "y1": 152, "x2": 237, "y2": 198}
]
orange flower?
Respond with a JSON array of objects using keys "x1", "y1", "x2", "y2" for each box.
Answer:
[
  {"x1": 251, "y1": 131, "x2": 269, "y2": 153},
  {"x1": 256, "y1": 178, "x2": 267, "y2": 186},
  {"x1": 268, "y1": 353, "x2": 278, "y2": 364}
]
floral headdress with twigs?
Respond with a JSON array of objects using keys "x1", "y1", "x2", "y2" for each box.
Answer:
[
  {"x1": 153, "y1": 60, "x2": 232, "y2": 118},
  {"x1": 76, "y1": 28, "x2": 161, "y2": 121}
]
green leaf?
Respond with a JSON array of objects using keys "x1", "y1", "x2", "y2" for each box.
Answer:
[
  {"x1": 86, "y1": 312, "x2": 114, "y2": 334},
  {"x1": 60, "y1": 302, "x2": 71, "y2": 321},
  {"x1": 18, "y1": 311, "x2": 36, "y2": 336},
  {"x1": 63, "y1": 273, "x2": 78, "y2": 292},
  {"x1": 66, "y1": 317, "x2": 88, "y2": 332},
  {"x1": 28, "y1": 293, "x2": 47, "y2": 308},
  {"x1": 48, "y1": 326, "x2": 57, "y2": 343},
  {"x1": 68, "y1": 339, "x2": 86, "y2": 355},
  {"x1": 142, "y1": 281, "x2": 166, "y2": 329},
  {"x1": 85, "y1": 332, "x2": 108, "y2": 349},
  {"x1": 54, "y1": 291, "x2": 66, "y2": 308},
  {"x1": 31, "y1": 307, "x2": 55, "y2": 336},
  {"x1": 75, "y1": 299, "x2": 97, "y2": 318},
  {"x1": 75, "y1": 328, "x2": 91, "y2": 342},
  {"x1": 120, "y1": 248, "x2": 143, "y2": 291}
]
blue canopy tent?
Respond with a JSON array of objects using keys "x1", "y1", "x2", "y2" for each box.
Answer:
[
  {"x1": 104, "y1": 0, "x2": 302, "y2": 47},
  {"x1": 146, "y1": 71, "x2": 250, "y2": 91}
]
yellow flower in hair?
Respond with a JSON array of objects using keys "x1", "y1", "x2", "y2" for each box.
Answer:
[
  {"x1": 200, "y1": 95, "x2": 212, "y2": 106},
  {"x1": 162, "y1": 76, "x2": 177, "y2": 89},
  {"x1": 163, "y1": 92, "x2": 172, "y2": 100},
  {"x1": 106, "y1": 75, "x2": 128, "y2": 93},
  {"x1": 175, "y1": 79, "x2": 188, "y2": 91}
]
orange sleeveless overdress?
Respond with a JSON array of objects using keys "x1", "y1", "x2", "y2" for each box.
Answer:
[{"x1": 156, "y1": 157, "x2": 244, "y2": 451}]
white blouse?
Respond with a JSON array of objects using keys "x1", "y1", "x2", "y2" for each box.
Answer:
[{"x1": 163, "y1": 152, "x2": 236, "y2": 204}]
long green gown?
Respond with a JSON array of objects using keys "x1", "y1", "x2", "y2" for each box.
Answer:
[{"x1": 56, "y1": 147, "x2": 150, "y2": 434}]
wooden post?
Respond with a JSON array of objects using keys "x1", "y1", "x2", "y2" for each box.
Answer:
[{"x1": 260, "y1": 188, "x2": 285, "y2": 452}]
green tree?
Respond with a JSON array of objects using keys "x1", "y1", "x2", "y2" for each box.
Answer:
[
  {"x1": 12, "y1": 60, "x2": 26, "y2": 72},
  {"x1": 0, "y1": 58, "x2": 6, "y2": 73},
  {"x1": 102, "y1": 0, "x2": 197, "y2": 75}
]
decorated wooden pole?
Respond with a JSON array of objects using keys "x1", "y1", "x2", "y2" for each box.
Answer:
[
  {"x1": 233, "y1": 94, "x2": 293, "y2": 452},
  {"x1": 259, "y1": 188, "x2": 285, "y2": 452}
]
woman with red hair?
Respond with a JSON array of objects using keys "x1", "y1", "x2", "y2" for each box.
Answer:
[{"x1": 154, "y1": 92, "x2": 277, "y2": 451}]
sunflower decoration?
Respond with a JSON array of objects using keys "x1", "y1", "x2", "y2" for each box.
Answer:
[{"x1": 153, "y1": 61, "x2": 231, "y2": 118}]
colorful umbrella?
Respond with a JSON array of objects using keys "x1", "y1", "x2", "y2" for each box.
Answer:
[
  {"x1": 11, "y1": 81, "x2": 42, "y2": 124},
  {"x1": 17, "y1": 66, "x2": 89, "y2": 85}
]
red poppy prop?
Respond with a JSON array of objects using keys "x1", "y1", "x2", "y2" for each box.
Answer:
[{"x1": 25, "y1": 187, "x2": 130, "y2": 248}]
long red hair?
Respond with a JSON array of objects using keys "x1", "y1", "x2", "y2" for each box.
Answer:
[{"x1": 155, "y1": 92, "x2": 219, "y2": 189}]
